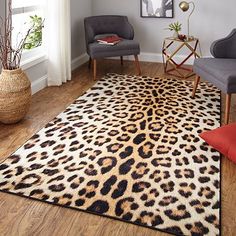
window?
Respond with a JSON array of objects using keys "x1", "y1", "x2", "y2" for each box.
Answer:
[{"x1": 12, "y1": 0, "x2": 46, "y2": 64}]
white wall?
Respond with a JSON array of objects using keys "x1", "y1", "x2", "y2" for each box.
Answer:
[
  {"x1": 70, "y1": 0, "x2": 92, "y2": 70},
  {"x1": 92, "y1": 0, "x2": 236, "y2": 59},
  {"x1": 71, "y1": 0, "x2": 92, "y2": 60}
]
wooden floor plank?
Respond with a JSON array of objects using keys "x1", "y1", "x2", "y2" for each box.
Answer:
[{"x1": 0, "y1": 60, "x2": 235, "y2": 236}]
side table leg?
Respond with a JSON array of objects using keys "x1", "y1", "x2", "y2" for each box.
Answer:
[{"x1": 162, "y1": 40, "x2": 167, "y2": 73}]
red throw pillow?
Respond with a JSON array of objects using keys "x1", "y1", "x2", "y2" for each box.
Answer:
[{"x1": 200, "y1": 123, "x2": 236, "y2": 164}]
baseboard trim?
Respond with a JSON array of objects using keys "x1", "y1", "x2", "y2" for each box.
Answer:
[
  {"x1": 31, "y1": 75, "x2": 48, "y2": 95},
  {"x1": 71, "y1": 53, "x2": 89, "y2": 71}
]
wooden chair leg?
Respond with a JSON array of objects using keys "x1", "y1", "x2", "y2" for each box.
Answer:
[
  {"x1": 225, "y1": 94, "x2": 231, "y2": 124},
  {"x1": 192, "y1": 75, "x2": 200, "y2": 98},
  {"x1": 88, "y1": 57, "x2": 92, "y2": 69},
  {"x1": 93, "y1": 59, "x2": 97, "y2": 81},
  {"x1": 134, "y1": 55, "x2": 141, "y2": 75},
  {"x1": 120, "y1": 56, "x2": 123, "y2": 66}
]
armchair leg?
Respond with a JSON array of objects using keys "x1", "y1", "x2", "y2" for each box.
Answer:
[
  {"x1": 120, "y1": 56, "x2": 124, "y2": 66},
  {"x1": 93, "y1": 59, "x2": 97, "y2": 81},
  {"x1": 225, "y1": 94, "x2": 231, "y2": 124},
  {"x1": 88, "y1": 57, "x2": 92, "y2": 69},
  {"x1": 192, "y1": 75, "x2": 200, "y2": 98},
  {"x1": 134, "y1": 55, "x2": 141, "y2": 75}
]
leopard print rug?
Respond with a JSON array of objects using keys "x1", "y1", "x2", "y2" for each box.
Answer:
[{"x1": 0, "y1": 74, "x2": 221, "y2": 236}]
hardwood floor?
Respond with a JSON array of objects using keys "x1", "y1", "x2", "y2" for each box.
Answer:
[{"x1": 0, "y1": 60, "x2": 235, "y2": 236}]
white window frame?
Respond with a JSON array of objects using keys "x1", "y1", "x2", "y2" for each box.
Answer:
[{"x1": 12, "y1": 2, "x2": 47, "y2": 68}]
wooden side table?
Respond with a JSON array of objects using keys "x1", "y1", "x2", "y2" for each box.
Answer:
[{"x1": 162, "y1": 37, "x2": 202, "y2": 79}]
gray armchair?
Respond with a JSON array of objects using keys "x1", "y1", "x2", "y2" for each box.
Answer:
[
  {"x1": 192, "y1": 29, "x2": 236, "y2": 124},
  {"x1": 84, "y1": 15, "x2": 141, "y2": 80}
]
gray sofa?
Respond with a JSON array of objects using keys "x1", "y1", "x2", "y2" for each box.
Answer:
[
  {"x1": 84, "y1": 15, "x2": 141, "y2": 80},
  {"x1": 192, "y1": 29, "x2": 236, "y2": 124}
]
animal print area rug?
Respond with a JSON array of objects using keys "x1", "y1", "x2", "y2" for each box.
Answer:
[{"x1": 0, "y1": 74, "x2": 221, "y2": 236}]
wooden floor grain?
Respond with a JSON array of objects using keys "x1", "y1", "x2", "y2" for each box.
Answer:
[{"x1": 0, "y1": 60, "x2": 235, "y2": 236}]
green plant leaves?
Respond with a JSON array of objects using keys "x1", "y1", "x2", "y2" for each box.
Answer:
[
  {"x1": 23, "y1": 15, "x2": 44, "y2": 50},
  {"x1": 167, "y1": 21, "x2": 182, "y2": 32}
]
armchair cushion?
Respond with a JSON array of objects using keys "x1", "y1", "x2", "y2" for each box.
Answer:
[
  {"x1": 88, "y1": 39, "x2": 140, "y2": 59},
  {"x1": 193, "y1": 58, "x2": 236, "y2": 93}
]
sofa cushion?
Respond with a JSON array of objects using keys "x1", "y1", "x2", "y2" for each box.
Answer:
[
  {"x1": 88, "y1": 39, "x2": 140, "y2": 59},
  {"x1": 200, "y1": 123, "x2": 236, "y2": 164},
  {"x1": 193, "y1": 58, "x2": 236, "y2": 93}
]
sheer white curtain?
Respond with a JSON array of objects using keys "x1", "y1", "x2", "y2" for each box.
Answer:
[{"x1": 46, "y1": 0, "x2": 71, "y2": 86}]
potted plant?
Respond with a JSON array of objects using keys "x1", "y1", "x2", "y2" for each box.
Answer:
[
  {"x1": 0, "y1": 0, "x2": 43, "y2": 124},
  {"x1": 167, "y1": 22, "x2": 182, "y2": 38}
]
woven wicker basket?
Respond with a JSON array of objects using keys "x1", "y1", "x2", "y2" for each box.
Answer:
[{"x1": 0, "y1": 68, "x2": 31, "y2": 124}]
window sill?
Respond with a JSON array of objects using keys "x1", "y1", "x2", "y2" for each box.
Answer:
[{"x1": 21, "y1": 53, "x2": 47, "y2": 70}]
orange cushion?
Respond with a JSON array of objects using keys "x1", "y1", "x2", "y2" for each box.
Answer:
[{"x1": 200, "y1": 123, "x2": 236, "y2": 164}]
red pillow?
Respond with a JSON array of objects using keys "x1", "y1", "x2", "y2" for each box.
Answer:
[{"x1": 200, "y1": 123, "x2": 236, "y2": 164}]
